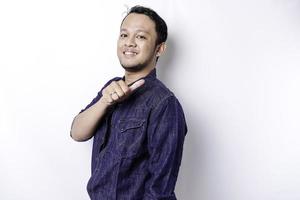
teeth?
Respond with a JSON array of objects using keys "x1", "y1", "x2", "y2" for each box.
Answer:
[{"x1": 124, "y1": 52, "x2": 137, "y2": 55}]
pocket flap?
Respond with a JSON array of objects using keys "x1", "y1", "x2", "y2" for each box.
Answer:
[{"x1": 119, "y1": 119, "x2": 145, "y2": 132}]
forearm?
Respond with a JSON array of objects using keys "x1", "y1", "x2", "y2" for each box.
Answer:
[
  {"x1": 70, "y1": 97, "x2": 109, "y2": 142},
  {"x1": 70, "y1": 79, "x2": 145, "y2": 142}
]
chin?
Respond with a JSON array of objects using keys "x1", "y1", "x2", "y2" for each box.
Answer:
[
  {"x1": 120, "y1": 62, "x2": 138, "y2": 69},
  {"x1": 121, "y1": 63, "x2": 147, "y2": 72}
]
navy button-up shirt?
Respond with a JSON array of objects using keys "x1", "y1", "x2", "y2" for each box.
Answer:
[{"x1": 79, "y1": 69, "x2": 187, "y2": 200}]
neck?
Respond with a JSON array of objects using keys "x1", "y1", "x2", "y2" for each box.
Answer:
[{"x1": 124, "y1": 66, "x2": 155, "y2": 85}]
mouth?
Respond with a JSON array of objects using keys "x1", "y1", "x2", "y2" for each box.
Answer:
[{"x1": 123, "y1": 49, "x2": 138, "y2": 57}]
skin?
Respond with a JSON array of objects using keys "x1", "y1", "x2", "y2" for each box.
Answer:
[
  {"x1": 70, "y1": 13, "x2": 166, "y2": 141},
  {"x1": 117, "y1": 13, "x2": 159, "y2": 77}
]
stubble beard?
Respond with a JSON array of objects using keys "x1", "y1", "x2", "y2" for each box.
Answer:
[
  {"x1": 120, "y1": 49, "x2": 156, "y2": 73},
  {"x1": 121, "y1": 62, "x2": 150, "y2": 72}
]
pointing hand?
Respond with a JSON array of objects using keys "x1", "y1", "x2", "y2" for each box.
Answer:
[{"x1": 101, "y1": 79, "x2": 145, "y2": 106}]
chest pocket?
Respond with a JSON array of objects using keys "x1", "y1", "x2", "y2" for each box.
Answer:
[{"x1": 117, "y1": 118, "x2": 147, "y2": 158}]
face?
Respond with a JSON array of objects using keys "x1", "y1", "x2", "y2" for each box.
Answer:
[{"x1": 117, "y1": 13, "x2": 159, "y2": 72}]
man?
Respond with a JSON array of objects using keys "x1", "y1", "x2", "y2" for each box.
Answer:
[{"x1": 70, "y1": 5, "x2": 187, "y2": 200}]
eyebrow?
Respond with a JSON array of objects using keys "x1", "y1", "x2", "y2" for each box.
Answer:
[{"x1": 120, "y1": 28, "x2": 150, "y2": 35}]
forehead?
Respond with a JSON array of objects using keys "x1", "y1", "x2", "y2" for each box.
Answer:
[{"x1": 121, "y1": 13, "x2": 156, "y2": 34}]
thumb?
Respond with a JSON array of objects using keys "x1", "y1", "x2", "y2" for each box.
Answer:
[{"x1": 129, "y1": 79, "x2": 145, "y2": 92}]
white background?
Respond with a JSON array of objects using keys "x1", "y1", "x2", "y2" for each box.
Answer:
[{"x1": 1, "y1": 0, "x2": 300, "y2": 199}]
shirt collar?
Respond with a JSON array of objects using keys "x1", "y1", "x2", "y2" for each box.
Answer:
[
  {"x1": 144, "y1": 68, "x2": 157, "y2": 80},
  {"x1": 122, "y1": 68, "x2": 157, "y2": 86}
]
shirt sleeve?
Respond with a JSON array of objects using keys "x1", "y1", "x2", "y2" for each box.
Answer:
[
  {"x1": 70, "y1": 77, "x2": 120, "y2": 139},
  {"x1": 144, "y1": 95, "x2": 187, "y2": 200}
]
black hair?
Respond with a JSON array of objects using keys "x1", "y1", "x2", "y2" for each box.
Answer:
[{"x1": 121, "y1": 5, "x2": 168, "y2": 46}]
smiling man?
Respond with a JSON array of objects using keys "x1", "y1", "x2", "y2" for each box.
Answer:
[{"x1": 70, "y1": 5, "x2": 187, "y2": 200}]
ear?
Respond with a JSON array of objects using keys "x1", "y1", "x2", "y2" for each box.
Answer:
[{"x1": 156, "y1": 42, "x2": 167, "y2": 57}]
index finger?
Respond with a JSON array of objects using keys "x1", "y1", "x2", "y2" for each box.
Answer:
[{"x1": 129, "y1": 79, "x2": 145, "y2": 92}]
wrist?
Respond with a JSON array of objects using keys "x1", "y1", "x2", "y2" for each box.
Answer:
[{"x1": 98, "y1": 97, "x2": 110, "y2": 109}]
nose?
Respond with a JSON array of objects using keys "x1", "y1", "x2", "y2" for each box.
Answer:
[{"x1": 125, "y1": 36, "x2": 136, "y2": 47}]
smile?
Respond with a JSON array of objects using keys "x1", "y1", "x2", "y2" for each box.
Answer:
[{"x1": 124, "y1": 51, "x2": 137, "y2": 55}]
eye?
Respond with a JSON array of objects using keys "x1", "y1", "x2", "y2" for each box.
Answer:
[
  {"x1": 120, "y1": 33, "x2": 127, "y2": 38},
  {"x1": 136, "y1": 35, "x2": 146, "y2": 39}
]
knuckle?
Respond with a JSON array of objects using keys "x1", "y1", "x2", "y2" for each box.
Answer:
[
  {"x1": 112, "y1": 81, "x2": 118, "y2": 86},
  {"x1": 104, "y1": 87, "x2": 110, "y2": 93},
  {"x1": 118, "y1": 89, "x2": 124, "y2": 95},
  {"x1": 123, "y1": 87, "x2": 129, "y2": 94},
  {"x1": 107, "y1": 84, "x2": 113, "y2": 90}
]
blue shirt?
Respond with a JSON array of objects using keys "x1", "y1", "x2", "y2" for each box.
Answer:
[{"x1": 79, "y1": 69, "x2": 187, "y2": 200}]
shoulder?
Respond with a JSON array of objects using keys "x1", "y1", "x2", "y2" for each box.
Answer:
[
  {"x1": 141, "y1": 78, "x2": 180, "y2": 109},
  {"x1": 145, "y1": 79, "x2": 188, "y2": 134}
]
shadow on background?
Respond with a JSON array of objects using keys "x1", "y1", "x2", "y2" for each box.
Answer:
[
  {"x1": 156, "y1": 36, "x2": 176, "y2": 81},
  {"x1": 156, "y1": 35, "x2": 209, "y2": 199}
]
